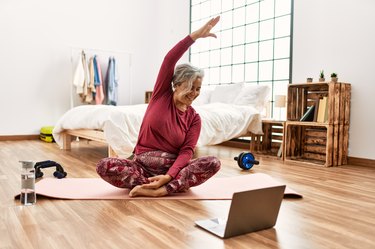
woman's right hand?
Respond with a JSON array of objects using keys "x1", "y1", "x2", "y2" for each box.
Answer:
[
  {"x1": 140, "y1": 174, "x2": 172, "y2": 189},
  {"x1": 190, "y1": 16, "x2": 220, "y2": 41}
]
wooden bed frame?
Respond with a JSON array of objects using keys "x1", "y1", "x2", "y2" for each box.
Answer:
[
  {"x1": 62, "y1": 129, "x2": 117, "y2": 157},
  {"x1": 61, "y1": 128, "x2": 256, "y2": 158}
]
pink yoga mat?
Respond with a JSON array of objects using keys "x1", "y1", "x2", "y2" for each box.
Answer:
[{"x1": 17, "y1": 173, "x2": 302, "y2": 200}]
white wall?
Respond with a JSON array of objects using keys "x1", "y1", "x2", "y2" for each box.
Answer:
[
  {"x1": 0, "y1": 0, "x2": 190, "y2": 135},
  {"x1": 293, "y1": 0, "x2": 375, "y2": 160}
]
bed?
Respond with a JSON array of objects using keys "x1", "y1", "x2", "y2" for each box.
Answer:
[{"x1": 53, "y1": 83, "x2": 270, "y2": 158}]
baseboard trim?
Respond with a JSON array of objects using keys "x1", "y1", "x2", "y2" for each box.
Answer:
[
  {"x1": 0, "y1": 135, "x2": 39, "y2": 141},
  {"x1": 1, "y1": 136, "x2": 375, "y2": 167},
  {"x1": 348, "y1": 156, "x2": 375, "y2": 168}
]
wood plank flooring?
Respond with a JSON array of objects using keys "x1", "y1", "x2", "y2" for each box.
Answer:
[{"x1": 0, "y1": 140, "x2": 374, "y2": 249}]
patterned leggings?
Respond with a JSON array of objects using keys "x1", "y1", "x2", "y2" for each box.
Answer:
[{"x1": 96, "y1": 151, "x2": 221, "y2": 194}]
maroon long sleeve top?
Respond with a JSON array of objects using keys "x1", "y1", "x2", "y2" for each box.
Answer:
[{"x1": 134, "y1": 35, "x2": 201, "y2": 178}]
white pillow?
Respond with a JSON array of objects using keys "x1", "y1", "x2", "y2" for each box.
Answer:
[
  {"x1": 210, "y1": 83, "x2": 244, "y2": 104},
  {"x1": 233, "y1": 84, "x2": 270, "y2": 111},
  {"x1": 193, "y1": 88, "x2": 213, "y2": 106}
]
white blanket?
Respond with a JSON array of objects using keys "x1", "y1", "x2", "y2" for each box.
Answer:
[{"x1": 53, "y1": 103, "x2": 263, "y2": 157}]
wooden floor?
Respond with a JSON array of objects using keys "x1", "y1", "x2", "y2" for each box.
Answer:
[{"x1": 0, "y1": 140, "x2": 374, "y2": 249}]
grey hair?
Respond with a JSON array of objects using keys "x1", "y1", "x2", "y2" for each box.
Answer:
[{"x1": 172, "y1": 63, "x2": 204, "y2": 95}]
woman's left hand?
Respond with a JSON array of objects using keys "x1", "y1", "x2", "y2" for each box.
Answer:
[
  {"x1": 141, "y1": 174, "x2": 172, "y2": 189},
  {"x1": 190, "y1": 16, "x2": 220, "y2": 41}
]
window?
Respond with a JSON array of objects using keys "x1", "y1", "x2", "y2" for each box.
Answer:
[{"x1": 190, "y1": 0, "x2": 293, "y2": 118}]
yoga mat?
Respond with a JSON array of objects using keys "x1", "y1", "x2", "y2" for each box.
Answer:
[{"x1": 16, "y1": 173, "x2": 302, "y2": 200}]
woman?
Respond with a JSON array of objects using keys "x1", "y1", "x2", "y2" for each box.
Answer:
[{"x1": 96, "y1": 16, "x2": 221, "y2": 197}]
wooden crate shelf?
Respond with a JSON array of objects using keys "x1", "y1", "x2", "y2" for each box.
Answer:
[
  {"x1": 284, "y1": 123, "x2": 332, "y2": 166},
  {"x1": 287, "y1": 82, "x2": 351, "y2": 125},
  {"x1": 284, "y1": 82, "x2": 351, "y2": 166}
]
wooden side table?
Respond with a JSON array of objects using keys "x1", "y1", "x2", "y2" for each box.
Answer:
[
  {"x1": 145, "y1": 91, "x2": 153, "y2": 103},
  {"x1": 250, "y1": 120, "x2": 285, "y2": 160}
]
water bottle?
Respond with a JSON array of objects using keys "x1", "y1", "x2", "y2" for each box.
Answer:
[{"x1": 20, "y1": 160, "x2": 36, "y2": 205}]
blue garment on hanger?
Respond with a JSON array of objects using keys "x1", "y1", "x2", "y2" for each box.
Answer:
[
  {"x1": 93, "y1": 55, "x2": 101, "y2": 87},
  {"x1": 106, "y1": 57, "x2": 118, "y2": 105}
]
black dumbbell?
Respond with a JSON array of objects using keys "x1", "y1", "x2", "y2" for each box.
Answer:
[
  {"x1": 34, "y1": 160, "x2": 67, "y2": 179},
  {"x1": 234, "y1": 152, "x2": 259, "y2": 170}
]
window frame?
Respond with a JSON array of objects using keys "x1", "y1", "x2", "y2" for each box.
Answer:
[{"x1": 189, "y1": 0, "x2": 294, "y2": 119}]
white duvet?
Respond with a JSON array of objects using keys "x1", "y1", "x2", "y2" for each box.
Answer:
[{"x1": 53, "y1": 103, "x2": 263, "y2": 157}]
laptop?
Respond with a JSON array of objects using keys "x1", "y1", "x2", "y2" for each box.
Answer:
[{"x1": 195, "y1": 185, "x2": 286, "y2": 239}]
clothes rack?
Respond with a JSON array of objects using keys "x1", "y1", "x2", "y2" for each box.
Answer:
[{"x1": 70, "y1": 47, "x2": 133, "y2": 108}]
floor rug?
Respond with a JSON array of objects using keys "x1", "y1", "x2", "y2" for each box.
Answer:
[{"x1": 16, "y1": 173, "x2": 302, "y2": 200}]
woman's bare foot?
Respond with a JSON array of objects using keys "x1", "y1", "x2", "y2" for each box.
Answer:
[{"x1": 129, "y1": 185, "x2": 168, "y2": 197}]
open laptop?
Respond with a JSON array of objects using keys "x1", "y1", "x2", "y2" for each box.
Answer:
[{"x1": 195, "y1": 185, "x2": 286, "y2": 239}]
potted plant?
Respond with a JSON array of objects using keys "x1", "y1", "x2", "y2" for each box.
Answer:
[
  {"x1": 331, "y1": 72, "x2": 338, "y2": 83},
  {"x1": 319, "y1": 70, "x2": 325, "y2": 82},
  {"x1": 306, "y1": 77, "x2": 313, "y2": 83}
]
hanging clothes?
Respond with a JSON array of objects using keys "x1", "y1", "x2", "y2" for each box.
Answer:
[
  {"x1": 80, "y1": 51, "x2": 90, "y2": 102},
  {"x1": 102, "y1": 58, "x2": 109, "y2": 104},
  {"x1": 93, "y1": 55, "x2": 104, "y2": 105},
  {"x1": 72, "y1": 50, "x2": 86, "y2": 95},
  {"x1": 105, "y1": 57, "x2": 119, "y2": 105},
  {"x1": 104, "y1": 57, "x2": 112, "y2": 105},
  {"x1": 85, "y1": 57, "x2": 96, "y2": 103}
]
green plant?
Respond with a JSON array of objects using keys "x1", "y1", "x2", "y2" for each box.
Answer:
[
  {"x1": 331, "y1": 72, "x2": 337, "y2": 77},
  {"x1": 320, "y1": 70, "x2": 325, "y2": 78}
]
